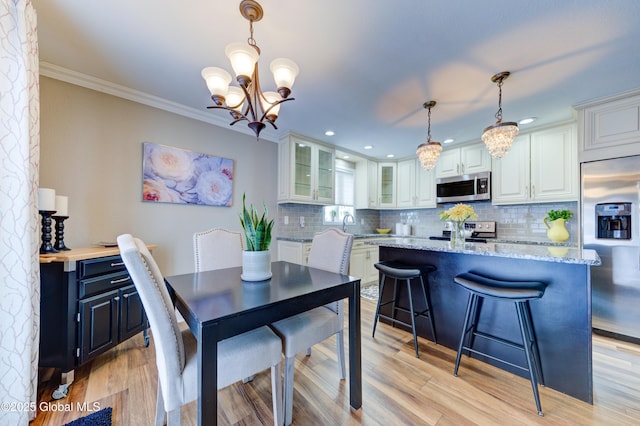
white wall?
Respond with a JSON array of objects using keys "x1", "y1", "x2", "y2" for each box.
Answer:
[{"x1": 39, "y1": 77, "x2": 278, "y2": 275}]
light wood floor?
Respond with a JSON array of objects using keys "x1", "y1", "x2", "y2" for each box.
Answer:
[{"x1": 32, "y1": 297, "x2": 640, "y2": 425}]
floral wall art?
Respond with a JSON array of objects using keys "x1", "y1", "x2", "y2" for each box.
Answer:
[{"x1": 142, "y1": 142, "x2": 234, "y2": 206}]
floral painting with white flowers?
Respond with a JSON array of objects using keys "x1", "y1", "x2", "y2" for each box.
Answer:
[{"x1": 142, "y1": 142, "x2": 234, "y2": 206}]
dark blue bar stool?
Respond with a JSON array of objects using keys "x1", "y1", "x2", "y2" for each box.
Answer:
[
  {"x1": 453, "y1": 271, "x2": 547, "y2": 416},
  {"x1": 372, "y1": 261, "x2": 437, "y2": 358}
]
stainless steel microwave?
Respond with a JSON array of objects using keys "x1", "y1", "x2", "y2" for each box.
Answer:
[{"x1": 436, "y1": 171, "x2": 491, "y2": 203}]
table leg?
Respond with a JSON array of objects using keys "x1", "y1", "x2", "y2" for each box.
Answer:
[
  {"x1": 198, "y1": 323, "x2": 218, "y2": 425},
  {"x1": 348, "y1": 280, "x2": 362, "y2": 410}
]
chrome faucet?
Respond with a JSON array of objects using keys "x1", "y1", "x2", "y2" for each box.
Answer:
[{"x1": 342, "y1": 212, "x2": 355, "y2": 232}]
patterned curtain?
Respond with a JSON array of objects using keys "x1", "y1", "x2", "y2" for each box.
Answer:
[{"x1": 0, "y1": 0, "x2": 40, "y2": 424}]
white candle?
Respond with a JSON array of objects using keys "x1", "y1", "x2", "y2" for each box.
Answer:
[
  {"x1": 55, "y1": 195, "x2": 68, "y2": 216},
  {"x1": 38, "y1": 188, "x2": 56, "y2": 211}
]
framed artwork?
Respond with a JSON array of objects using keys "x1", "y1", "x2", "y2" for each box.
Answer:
[{"x1": 142, "y1": 142, "x2": 234, "y2": 206}]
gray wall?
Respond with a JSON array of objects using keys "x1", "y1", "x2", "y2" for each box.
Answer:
[{"x1": 39, "y1": 77, "x2": 278, "y2": 275}]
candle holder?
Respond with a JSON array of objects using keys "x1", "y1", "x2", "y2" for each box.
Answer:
[
  {"x1": 39, "y1": 210, "x2": 59, "y2": 254},
  {"x1": 53, "y1": 215, "x2": 71, "y2": 251}
]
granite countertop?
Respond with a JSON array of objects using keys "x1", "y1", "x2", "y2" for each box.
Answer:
[
  {"x1": 277, "y1": 233, "x2": 393, "y2": 243},
  {"x1": 276, "y1": 234, "x2": 577, "y2": 247},
  {"x1": 365, "y1": 237, "x2": 601, "y2": 266}
]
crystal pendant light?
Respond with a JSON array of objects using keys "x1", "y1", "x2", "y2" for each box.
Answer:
[
  {"x1": 416, "y1": 101, "x2": 442, "y2": 170},
  {"x1": 482, "y1": 71, "x2": 519, "y2": 158}
]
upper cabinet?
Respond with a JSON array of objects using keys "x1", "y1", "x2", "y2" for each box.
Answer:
[
  {"x1": 576, "y1": 90, "x2": 640, "y2": 163},
  {"x1": 278, "y1": 134, "x2": 335, "y2": 205},
  {"x1": 355, "y1": 160, "x2": 378, "y2": 209},
  {"x1": 397, "y1": 159, "x2": 436, "y2": 208},
  {"x1": 377, "y1": 162, "x2": 396, "y2": 208},
  {"x1": 492, "y1": 124, "x2": 578, "y2": 205},
  {"x1": 435, "y1": 143, "x2": 491, "y2": 178}
]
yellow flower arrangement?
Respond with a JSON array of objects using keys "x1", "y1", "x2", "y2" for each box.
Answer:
[{"x1": 439, "y1": 203, "x2": 478, "y2": 222}]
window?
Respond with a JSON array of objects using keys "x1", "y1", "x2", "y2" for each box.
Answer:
[{"x1": 324, "y1": 160, "x2": 355, "y2": 225}]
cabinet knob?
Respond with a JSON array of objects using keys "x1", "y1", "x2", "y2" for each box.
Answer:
[
  {"x1": 122, "y1": 293, "x2": 129, "y2": 299},
  {"x1": 111, "y1": 262, "x2": 124, "y2": 267},
  {"x1": 113, "y1": 296, "x2": 120, "y2": 301}
]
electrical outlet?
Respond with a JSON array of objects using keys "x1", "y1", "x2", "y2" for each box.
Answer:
[
  {"x1": 284, "y1": 216, "x2": 289, "y2": 225},
  {"x1": 300, "y1": 216, "x2": 305, "y2": 228},
  {"x1": 361, "y1": 218, "x2": 364, "y2": 225}
]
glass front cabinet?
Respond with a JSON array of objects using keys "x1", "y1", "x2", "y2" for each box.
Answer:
[{"x1": 278, "y1": 134, "x2": 335, "y2": 204}]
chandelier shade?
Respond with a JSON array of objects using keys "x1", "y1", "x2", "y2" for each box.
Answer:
[
  {"x1": 270, "y1": 58, "x2": 299, "y2": 97},
  {"x1": 202, "y1": 0, "x2": 298, "y2": 139},
  {"x1": 482, "y1": 71, "x2": 518, "y2": 158},
  {"x1": 482, "y1": 121, "x2": 519, "y2": 158},
  {"x1": 416, "y1": 100, "x2": 442, "y2": 171},
  {"x1": 225, "y1": 42, "x2": 259, "y2": 81}
]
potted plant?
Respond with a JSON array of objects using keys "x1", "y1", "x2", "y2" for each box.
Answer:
[
  {"x1": 543, "y1": 209, "x2": 573, "y2": 242},
  {"x1": 239, "y1": 193, "x2": 274, "y2": 281}
]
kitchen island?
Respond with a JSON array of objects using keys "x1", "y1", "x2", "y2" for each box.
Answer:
[{"x1": 366, "y1": 238, "x2": 600, "y2": 404}]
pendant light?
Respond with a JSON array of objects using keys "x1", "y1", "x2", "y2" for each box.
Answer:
[
  {"x1": 416, "y1": 100, "x2": 442, "y2": 170},
  {"x1": 482, "y1": 71, "x2": 519, "y2": 158},
  {"x1": 201, "y1": 0, "x2": 299, "y2": 139}
]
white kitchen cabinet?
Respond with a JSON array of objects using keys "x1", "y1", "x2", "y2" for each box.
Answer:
[
  {"x1": 278, "y1": 134, "x2": 335, "y2": 205},
  {"x1": 349, "y1": 239, "x2": 379, "y2": 284},
  {"x1": 277, "y1": 240, "x2": 311, "y2": 265},
  {"x1": 279, "y1": 238, "x2": 379, "y2": 284},
  {"x1": 576, "y1": 90, "x2": 640, "y2": 162},
  {"x1": 377, "y1": 162, "x2": 396, "y2": 208},
  {"x1": 492, "y1": 124, "x2": 578, "y2": 205},
  {"x1": 397, "y1": 159, "x2": 436, "y2": 208},
  {"x1": 396, "y1": 159, "x2": 416, "y2": 208},
  {"x1": 355, "y1": 160, "x2": 379, "y2": 209},
  {"x1": 435, "y1": 143, "x2": 491, "y2": 178}
]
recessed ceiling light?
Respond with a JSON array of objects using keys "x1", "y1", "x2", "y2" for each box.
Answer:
[
  {"x1": 364, "y1": 145, "x2": 373, "y2": 150},
  {"x1": 325, "y1": 130, "x2": 335, "y2": 136},
  {"x1": 386, "y1": 154, "x2": 395, "y2": 158},
  {"x1": 443, "y1": 138, "x2": 455, "y2": 144},
  {"x1": 519, "y1": 117, "x2": 536, "y2": 125},
  {"x1": 342, "y1": 155, "x2": 349, "y2": 159}
]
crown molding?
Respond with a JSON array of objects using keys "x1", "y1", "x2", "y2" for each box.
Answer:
[{"x1": 38, "y1": 62, "x2": 278, "y2": 142}]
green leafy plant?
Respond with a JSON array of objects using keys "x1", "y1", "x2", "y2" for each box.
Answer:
[
  {"x1": 239, "y1": 193, "x2": 274, "y2": 251},
  {"x1": 546, "y1": 209, "x2": 573, "y2": 221}
]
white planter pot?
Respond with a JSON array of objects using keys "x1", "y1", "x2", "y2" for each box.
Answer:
[{"x1": 241, "y1": 250, "x2": 272, "y2": 281}]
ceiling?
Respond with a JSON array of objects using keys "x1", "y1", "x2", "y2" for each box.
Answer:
[{"x1": 33, "y1": 0, "x2": 640, "y2": 160}]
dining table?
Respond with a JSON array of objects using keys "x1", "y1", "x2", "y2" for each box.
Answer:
[{"x1": 164, "y1": 260, "x2": 362, "y2": 426}]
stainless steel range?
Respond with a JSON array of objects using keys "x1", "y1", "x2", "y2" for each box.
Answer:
[{"x1": 429, "y1": 221, "x2": 497, "y2": 243}]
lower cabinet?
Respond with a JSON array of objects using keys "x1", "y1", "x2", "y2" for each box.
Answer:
[
  {"x1": 278, "y1": 238, "x2": 379, "y2": 283},
  {"x1": 78, "y1": 284, "x2": 147, "y2": 364},
  {"x1": 39, "y1": 250, "x2": 149, "y2": 378},
  {"x1": 349, "y1": 240, "x2": 379, "y2": 284}
]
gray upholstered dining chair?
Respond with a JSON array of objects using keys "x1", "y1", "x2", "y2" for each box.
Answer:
[
  {"x1": 117, "y1": 234, "x2": 283, "y2": 426},
  {"x1": 270, "y1": 228, "x2": 354, "y2": 425},
  {"x1": 193, "y1": 227, "x2": 243, "y2": 272}
]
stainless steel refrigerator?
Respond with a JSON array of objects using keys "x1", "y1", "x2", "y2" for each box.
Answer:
[{"x1": 582, "y1": 155, "x2": 640, "y2": 342}]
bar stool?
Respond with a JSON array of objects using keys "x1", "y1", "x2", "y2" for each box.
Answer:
[
  {"x1": 372, "y1": 261, "x2": 437, "y2": 357},
  {"x1": 452, "y1": 271, "x2": 547, "y2": 416}
]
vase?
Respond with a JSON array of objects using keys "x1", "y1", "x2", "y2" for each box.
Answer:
[
  {"x1": 450, "y1": 220, "x2": 466, "y2": 247},
  {"x1": 544, "y1": 218, "x2": 570, "y2": 243},
  {"x1": 241, "y1": 250, "x2": 272, "y2": 281}
]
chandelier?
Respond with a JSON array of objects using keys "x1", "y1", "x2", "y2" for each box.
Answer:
[
  {"x1": 201, "y1": 0, "x2": 299, "y2": 139},
  {"x1": 481, "y1": 71, "x2": 519, "y2": 158},
  {"x1": 416, "y1": 100, "x2": 442, "y2": 170}
]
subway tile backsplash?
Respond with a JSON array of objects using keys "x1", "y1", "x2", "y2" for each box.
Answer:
[{"x1": 276, "y1": 201, "x2": 578, "y2": 245}]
